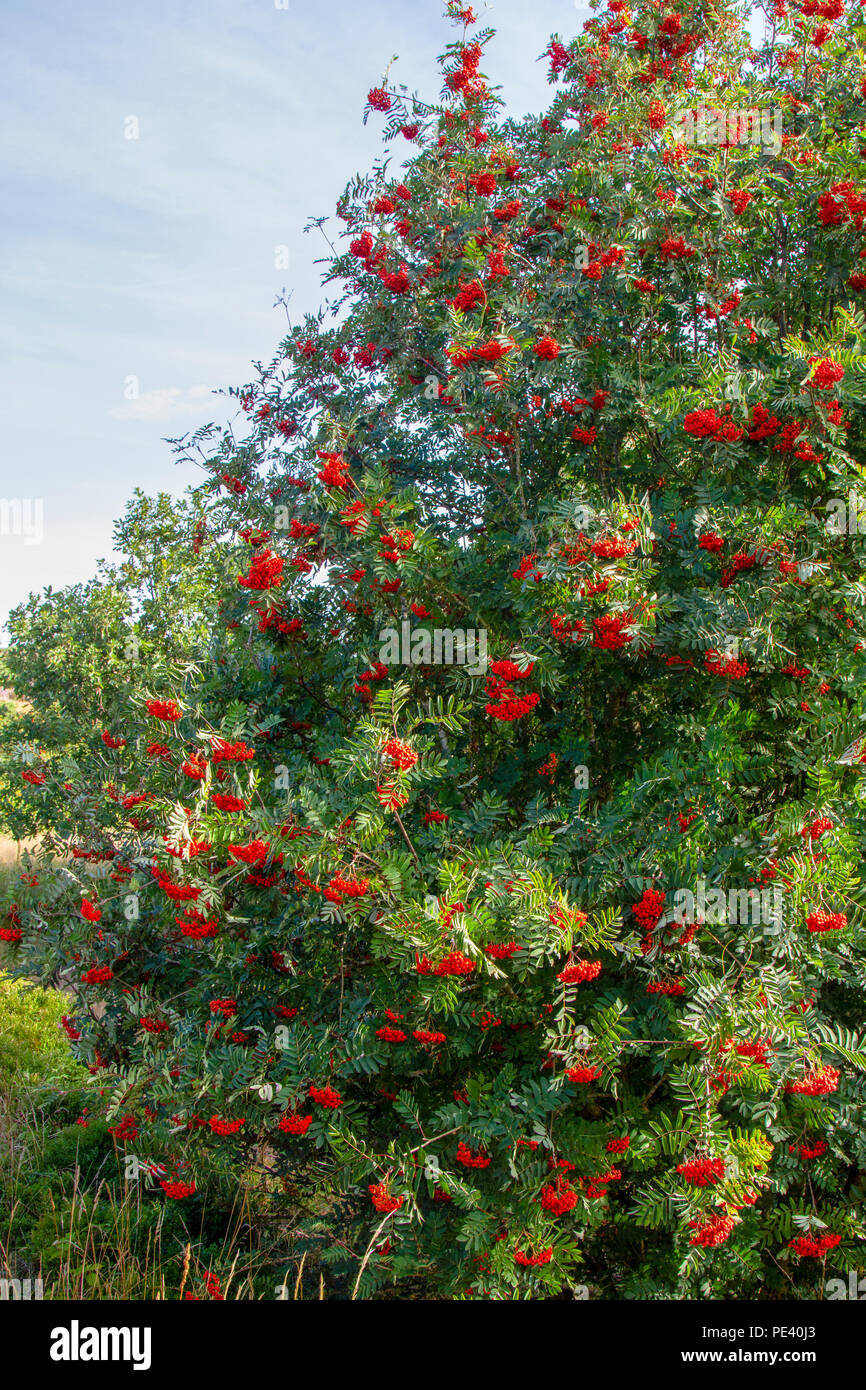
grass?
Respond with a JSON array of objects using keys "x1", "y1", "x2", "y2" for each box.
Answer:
[
  {"x1": 0, "y1": 836, "x2": 41, "y2": 868},
  {"x1": 0, "y1": 973, "x2": 82, "y2": 1101}
]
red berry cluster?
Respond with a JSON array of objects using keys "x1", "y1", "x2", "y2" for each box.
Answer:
[
  {"x1": 721, "y1": 550, "x2": 758, "y2": 588},
  {"x1": 177, "y1": 909, "x2": 219, "y2": 939},
  {"x1": 325, "y1": 873, "x2": 370, "y2": 905},
  {"x1": 818, "y1": 181, "x2": 866, "y2": 227},
  {"x1": 108, "y1": 1114, "x2": 140, "y2": 1142},
  {"x1": 606, "y1": 1137, "x2": 630, "y2": 1154},
  {"x1": 455, "y1": 1142, "x2": 490, "y2": 1169},
  {"x1": 677, "y1": 1156, "x2": 725, "y2": 1186},
  {"x1": 648, "y1": 99, "x2": 666, "y2": 130},
  {"x1": 81, "y1": 965, "x2": 113, "y2": 984},
  {"x1": 382, "y1": 737, "x2": 418, "y2": 770},
  {"x1": 801, "y1": 816, "x2": 832, "y2": 839},
  {"x1": 789, "y1": 1232, "x2": 841, "y2": 1257},
  {"x1": 565, "y1": 1064, "x2": 602, "y2": 1083},
  {"x1": 633, "y1": 888, "x2": 666, "y2": 932},
  {"x1": 237, "y1": 549, "x2": 284, "y2": 590},
  {"x1": 139, "y1": 1015, "x2": 169, "y2": 1034},
  {"x1": 592, "y1": 534, "x2": 638, "y2": 559},
  {"x1": 689, "y1": 1213, "x2": 736, "y2": 1248},
  {"x1": 375, "y1": 1026, "x2": 407, "y2": 1043},
  {"x1": 367, "y1": 86, "x2": 391, "y2": 112},
  {"x1": 416, "y1": 950, "x2": 475, "y2": 976},
  {"x1": 316, "y1": 451, "x2": 353, "y2": 489},
  {"x1": 514, "y1": 1247, "x2": 553, "y2": 1267},
  {"x1": 278, "y1": 1113, "x2": 312, "y2": 1135},
  {"x1": 160, "y1": 1180, "x2": 196, "y2": 1199},
  {"x1": 484, "y1": 675, "x2": 540, "y2": 721},
  {"x1": 308, "y1": 1084, "x2": 343, "y2": 1109},
  {"x1": 369, "y1": 1183, "x2": 403, "y2": 1213},
  {"x1": 145, "y1": 699, "x2": 182, "y2": 722},
  {"x1": 781, "y1": 661, "x2": 810, "y2": 680},
  {"x1": 705, "y1": 649, "x2": 749, "y2": 679},
  {"x1": 683, "y1": 408, "x2": 728, "y2": 439},
  {"x1": 806, "y1": 910, "x2": 847, "y2": 933},
  {"x1": 591, "y1": 613, "x2": 634, "y2": 650},
  {"x1": 789, "y1": 1139, "x2": 828, "y2": 1161},
  {"x1": 540, "y1": 1180, "x2": 577, "y2": 1215},
  {"x1": 209, "y1": 1116, "x2": 245, "y2": 1135},
  {"x1": 808, "y1": 357, "x2": 845, "y2": 390},
  {"x1": 557, "y1": 959, "x2": 602, "y2": 984},
  {"x1": 211, "y1": 738, "x2": 255, "y2": 763},
  {"x1": 228, "y1": 839, "x2": 271, "y2": 865},
  {"x1": 485, "y1": 941, "x2": 521, "y2": 959},
  {"x1": 785, "y1": 1066, "x2": 840, "y2": 1095},
  {"x1": 209, "y1": 997, "x2": 237, "y2": 1018}
]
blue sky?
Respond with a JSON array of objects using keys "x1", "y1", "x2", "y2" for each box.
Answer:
[{"x1": 0, "y1": 0, "x2": 593, "y2": 632}]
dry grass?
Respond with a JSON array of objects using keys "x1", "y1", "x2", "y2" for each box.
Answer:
[{"x1": 0, "y1": 836, "x2": 41, "y2": 868}]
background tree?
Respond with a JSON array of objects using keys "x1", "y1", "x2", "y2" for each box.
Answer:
[{"x1": 1, "y1": 488, "x2": 223, "y2": 839}]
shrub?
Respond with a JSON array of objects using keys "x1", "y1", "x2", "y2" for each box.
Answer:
[{"x1": 6, "y1": 0, "x2": 866, "y2": 1298}]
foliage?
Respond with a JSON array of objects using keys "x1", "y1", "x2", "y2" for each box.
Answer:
[
  {"x1": 5, "y1": 0, "x2": 866, "y2": 1298},
  {"x1": 0, "y1": 490, "x2": 226, "y2": 838}
]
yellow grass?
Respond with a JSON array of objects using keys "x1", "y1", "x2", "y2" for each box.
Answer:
[{"x1": 0, "y1": 836, "x2": 41, "y2": 868}]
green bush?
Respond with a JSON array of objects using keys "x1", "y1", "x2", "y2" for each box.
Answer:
[{"x1": 5, "y1": 0, "x2": 866, "y2": 1300}]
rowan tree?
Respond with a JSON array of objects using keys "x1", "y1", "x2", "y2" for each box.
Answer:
[{"x1": 7, "y1": 0, "x2": 866, "y2": 1298}]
